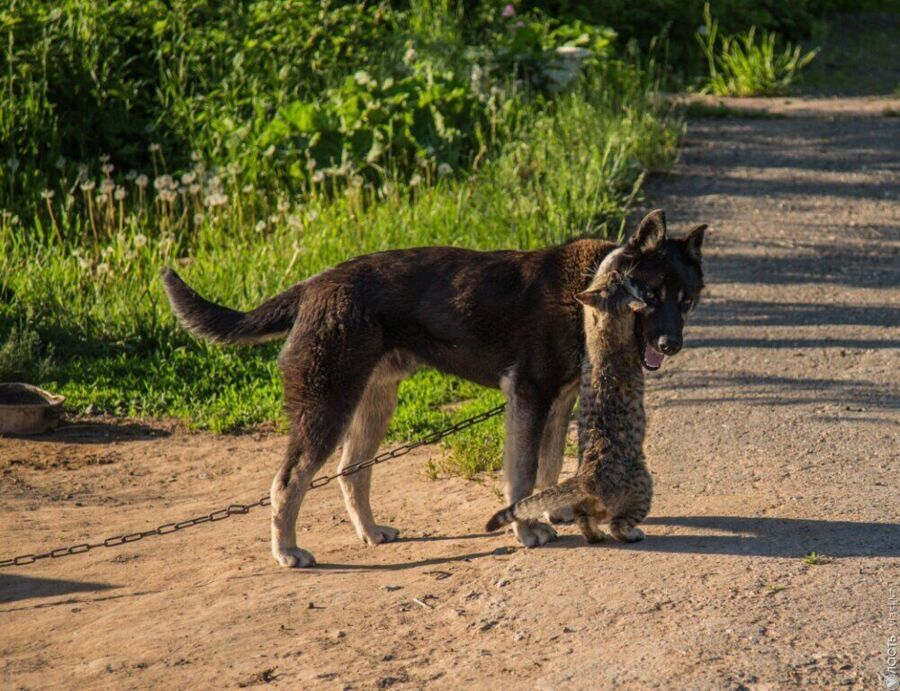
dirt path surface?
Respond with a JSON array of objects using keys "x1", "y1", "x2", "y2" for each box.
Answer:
[
  {"x1": 2, "y1": 109, "x2": 899, "y2": 690},
  {"x1": 669, "y1": 93, "x2": 900, "y2": 118}
]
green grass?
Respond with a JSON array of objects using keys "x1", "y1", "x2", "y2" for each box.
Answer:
[
  {"x1": 2, "y1": 73, "x2": 678, "y2": 475},
  {"x1": 803, "y1": 551, "x2": 829, "y2": 565},
  {"x1": 1, "y1": 2, "x2": 679, "y2": 477},
  {"x1": 696, "y1": 3, "x2": 818, "y2": 97}
]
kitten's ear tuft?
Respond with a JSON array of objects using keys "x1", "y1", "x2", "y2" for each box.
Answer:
[
  {"x1": 684, "y1": 224, "x2": 707, "y2": 264},
  {"x1": 575, "y1": 289, "x2": 608, "y2": 308},
  {"x1": 625, "y1": 209, "x2": 667, "y2": 255}
]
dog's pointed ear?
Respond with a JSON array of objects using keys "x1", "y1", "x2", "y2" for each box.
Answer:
[
  {"x1": 626, "y1": 209, "x2": 666, "y2": 255},
  {"x1": 684, "y1": 224, "x2": 707, "y2": 265}
]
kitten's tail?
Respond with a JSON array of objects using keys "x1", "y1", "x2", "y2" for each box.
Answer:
[{"x1": 485, "y1": 478, "x2": 582, "y2": 532}]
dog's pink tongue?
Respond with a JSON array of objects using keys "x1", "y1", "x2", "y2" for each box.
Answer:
[{"x1": 644, "y1": 345, "x2": 665, "y2": 369}]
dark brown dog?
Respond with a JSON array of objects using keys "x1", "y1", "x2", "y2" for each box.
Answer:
[{"x1": 162, "y1": 209, "x2": 705, "y2": 567}]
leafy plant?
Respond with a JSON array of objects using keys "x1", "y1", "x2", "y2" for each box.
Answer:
[
  {"x1": 0, "y1": 326, "x2": 54, "y2": 382},
  {"x1": 696, "y1": 3, "x2": 818, "y2": 97}
]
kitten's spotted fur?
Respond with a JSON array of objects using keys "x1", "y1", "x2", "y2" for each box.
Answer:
[{"x1": 486, "y1": 220, "x2": 688, "y2": 543}]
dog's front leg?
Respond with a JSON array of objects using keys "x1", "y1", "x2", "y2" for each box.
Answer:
[{"x1": 501, "y1": 384, "x2": 557, "y2": 547}]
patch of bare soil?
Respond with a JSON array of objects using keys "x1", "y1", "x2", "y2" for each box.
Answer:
[{"x1": 2, "y1": 108, "x2": 899, "y2": 690}]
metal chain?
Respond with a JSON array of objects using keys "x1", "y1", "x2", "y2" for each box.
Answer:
[{"x1": 0, "y1": 403, "x2": 506, "y2": 569}]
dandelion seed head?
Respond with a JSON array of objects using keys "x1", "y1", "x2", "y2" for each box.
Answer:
[
  {"x1": 306, "y1": 158, "x2": 317, "y2": 171},
  {"x1": 181, "y1": 171, "x2": 196, "y2": 185},
  {"x1": 81, "y1": 180, "x2": 96, "y2": 192},
  {"x1": 255, "y1": 220, "x2": 266, "y2": 233},
  {"x1": 114, "y1": 186, "x2": 126, "y2": 201},
  {"x1": 100, "y1": 154, "x2": 110, "y2": 164},
  {"x1": 243, "y1": 183, "x2": 254, "y2": 194},
  {"x1": 101, "y1": 163, "x2": 114, "y2": 176},
  {"x1": 409, "y1": 173, "x2": 422, "y2": 187},
  {"x1": 154, "y1": 175, "x2": 174, "y2": 191},
  {"x1": 193, "y1": 212, "x2": 205, "y2": 225},
  {"x1": 404, "y1": 47, "x2": 417, "y2": 63},
  {"x1": 135, "y1": 174, "x2": 149, "y2": 188},
  {"x1": 277, "y1": 197, "x2": 290, "y2": 212},
  {"x1": 100, "y1": 179, "x2": 115, "y2": 194},
  {"x1": 133, "y1": 233, "x2": 147, "y2": 248},
  {"x1": 125, "y1": 169, "x2": 138, "y2": 181},
  {"x1": 148, "y1": 143, "x2": 161, "y2": 153},
  {"x1": 204, "y1": 192, "x2": 228, "y2": 208},
  {"x1": 159, "y1": 189, "x2": 177, "y2": 203},
  {"x1": 191, "y1": 150, "x2": 202, "y2": 162},
  {"x1": 96, "y1": 262, "x2": 111, "y2": 275},
  {"x1": 7, "y1": 157, "x2": 19, "y2": 172},
  {"x1": 41, "y1": 189, "x2": 55, "y2": 200},
  {"x1": 312, "y1": 170, "x2": 325, "y2": 184},
  {"x1": 438, "y1": 162, "x2": 452, "y2": 177},
  {"x1": 189, "y1": 183, "x2": 201, "y2": 195},
  {"x1": 55, "y1": 157, "x2": 66, "y2": 169},
  {"x1": 101, "y1": 246, "x2": 114, "y2": 258}
]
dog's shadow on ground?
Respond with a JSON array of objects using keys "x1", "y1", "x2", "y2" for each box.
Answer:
[
  {"x1": 0, "y1": 574, "x2": 119, "y2": 606},
  {"x1": 302, "y1": 515, "x2": 899, "y2": 573}
]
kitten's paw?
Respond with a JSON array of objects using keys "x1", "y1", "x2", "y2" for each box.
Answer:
[
  {"x1": 362, "y1": 524, "x2": 400, "y2": 545},
  {"x1": 513, "y1": 520, "x2": 558, "y2": 548},
  {"x1": 273, "y1": 547, "x2": 317, "y2": 568},
  {"x1": 546, "y1": 506, "x2": 576, "y2": 525},
  {"x1": 612, "y1": 526, "x2": 645, "y2": 543}
]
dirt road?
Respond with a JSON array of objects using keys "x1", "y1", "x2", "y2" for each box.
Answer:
[{"x1": 2, "y1": 108, "x2": 898, "y2": 690}]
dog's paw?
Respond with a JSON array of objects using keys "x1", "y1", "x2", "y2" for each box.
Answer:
[
  {"x1": 273, "y1": 547, "x2": 317, "y2": 568},
  {"x1": 546, "y1": 506, "x2": 576, "y2": 525},
  {"x1": 513, "y1": 520, "x2": 558, "y2": 548},
  {"x1": 362, "y1": 524, "x2": 400, "y2": 545}
]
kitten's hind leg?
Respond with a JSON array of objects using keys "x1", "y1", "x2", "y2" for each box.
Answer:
[
  {"x1": 575, "y1": 501, "x2": 608, "y2": 543},
  {"x1": 609, "y1": 515, "x2": 646, "y2": 543},
  {"x1": 547, "y1": 505, "x2": 576, "y2": 525},
  {"x1": 577, "y1": 514, "x2": 608, "y2": 544}
]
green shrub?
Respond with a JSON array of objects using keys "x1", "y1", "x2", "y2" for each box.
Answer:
[
  {"x1": 696, "y1": 3, "x2": 818, "y2": 96},
  {"x1": 0, "y1": 326, "x2": 54, "y2": 383}
]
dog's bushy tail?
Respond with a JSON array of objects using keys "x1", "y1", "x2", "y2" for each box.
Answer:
[
  {"x1": 485, "y1": 478, "x2": 582, "y2": 532},
  {"x1": 161, "y1": 268, "x2": 303, "y2": 345}
]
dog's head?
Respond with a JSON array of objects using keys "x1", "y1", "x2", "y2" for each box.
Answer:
[{"x1": 577, "y1": 209, "x2": 706, "y2": 371}]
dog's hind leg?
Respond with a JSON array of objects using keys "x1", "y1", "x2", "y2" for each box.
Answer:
[
  {"x1": 536, "y1": 382, "x2": 578, "y2": 525},
  {"x1": 270, "y1": 314, "x2": 384, "y2": 568},
  {"x1": 337, "y1": 355, "x2": 412, "y2": 545}
]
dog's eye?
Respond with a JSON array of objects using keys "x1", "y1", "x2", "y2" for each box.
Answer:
[{"x1": 643, "y1": 289, "x2": 659, "y2": 305}]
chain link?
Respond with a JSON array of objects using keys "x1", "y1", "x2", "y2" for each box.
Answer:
[{"x1": 0, "y1": 404, "x2": 506, "y2": 569}]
